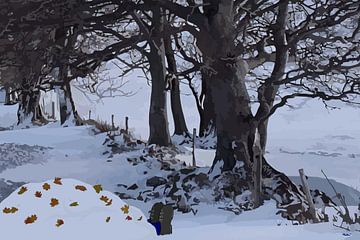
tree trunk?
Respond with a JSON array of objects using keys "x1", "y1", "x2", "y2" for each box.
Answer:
[
  {"x1": 17, "y1": 86, "x2": 45, "y2": 125},
  {"x1": 199, "y1": 71, "x2": 216, "y2": 137},
  {"x1": 4, "y1": 86, "x2": 11, "y2": 105},
  {"x1": 164, "y1": 34, "x2": 189, "y2": 137},
  {"x1": 148, "y1": 7, "x2": 171, "y2": 146},
  {"x1": 57, "y1": 66, "x2": 81, "y2": 126}
]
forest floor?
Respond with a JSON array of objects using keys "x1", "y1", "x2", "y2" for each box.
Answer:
[{"x1": 0, "y1": 103, "x2": 360, "y2": 239}]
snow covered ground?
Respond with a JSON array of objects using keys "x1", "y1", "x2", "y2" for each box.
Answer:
[{"x1": 0, "y1": 97, "x2": 359, "y2": 239}]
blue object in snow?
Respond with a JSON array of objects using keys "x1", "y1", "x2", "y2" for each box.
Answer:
[{"x1": 148, "y1": 219, "x2": 161, "y2": 236}]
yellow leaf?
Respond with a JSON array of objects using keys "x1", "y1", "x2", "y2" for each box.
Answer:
[
  {"x1": 69, "y1": 202, "x2": 79, "y2": 207},
  {"x1": 24, "y1": 215, "x2": 37, "y2": 224},
  {"x1": 93, "y1": 184, "x2": 102, "y2": 194},
  {"x1": 3, "y1": 207, "x2": 18, "y2": 214},
  {"x1": 121, "y1": 204, "x2": 129, "y2": 214},
  {"x1": 42, "y1": 183, "x2": 51, "y2": 191},
  {"x1": 18, "y1": 186, "x2": 27, "y2": 195}
]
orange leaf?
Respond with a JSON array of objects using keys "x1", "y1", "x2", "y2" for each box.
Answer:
[
  {"x1": 106, "y1": 216, "x2": 111, "y2": 223},
  {"x1": 18, "y1": 186, "x2": 27, "y2": 195},
  {"x1": 100, "y1": 195, "x2": 109, "y2": 203},
  {"x1": 125, "y1": 215, "x2": 132, "y2": 221},
  {"x1": 93, "y1": 184, "x2": 102, "y2": 194},
  {"x1": 35, "y1": 191, "x2": 42, "y2": 198},
  {"x1": 50, "y1": 198, "x2": 59, "y2": 207},
  {"x1": 106, "y1": 199, "x2": 113, "y2": 206},
  {"x1": 24, "y1": 215, "x2": 37, "y2": 224},
  {"x1": 55, "y1": 219, "x2": 64, "y2": 227},
  {"x1": 137, "y1": 216, "x2": 143, "y2": 221},
  {"x1": 75, "y1": 185, "x2": 87, "y2": 191},
  {"x1": 121, "y1": 204, "x2": 129, "y2": 214},
  {"x1": 3, "y1": 207, "x2": 18, "y2": 214},
  {"x1": 53, "y1": 177, "x2": 62, "y2": 185},
  {"x1": 42, "y1": 183, "x2": 51, "y2": 191}
]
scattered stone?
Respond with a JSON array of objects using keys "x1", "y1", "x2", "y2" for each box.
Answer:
[{"x1": 146, "y1": 177, "x2": 167, "y2": 188}]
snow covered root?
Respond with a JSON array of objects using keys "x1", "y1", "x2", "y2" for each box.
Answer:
[{"x1": 0, "y1": 178, "x2": 157, "y2": 240}]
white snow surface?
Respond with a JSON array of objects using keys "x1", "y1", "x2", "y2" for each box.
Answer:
[
  {"x1": 0, "y1": 178, "x2": 156, "y2": 240},
  {"x1": 0, "y1": 94, "x2": 360, "y2": 239}
]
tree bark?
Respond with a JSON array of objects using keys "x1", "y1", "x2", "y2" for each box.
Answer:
[
  {"x1": 199, "y1": 71, "x2": 216, "y2": 137},
  {"x1": 164, "y1": 34, "x2": 189, "y2": 137},
  {"x1": 4, "y1": 86, "x2": 11, "y2": 105},
  {"x1": 148, "y1": 6, "x2": 171, "y2": 146}
]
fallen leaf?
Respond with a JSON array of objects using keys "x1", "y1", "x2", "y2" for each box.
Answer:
[
  {"x1": 50, "y1": 198, "x2": 59, "y2": 207},
  {"x1": 121, "y1": 204, "x2": 129, "y2": 214},
  {"x1": 35, "y1": 191, "x2": 42, "y2": 198},
  {"x1": 125, "y1": 215, "x2": 132, "y2": 221},
  {"x1": 137, "y1": 216, "x2": 143, "y2": 221},
  {"x1": 18, "y1": 186, "x2": 27, "y2": 195},
  {"x1": 53, "y1": 177, "x2": 62, "y2": 185},
  {"x1": 93, "y1": 184, "x2": 102, "y2": 194},
  {"x1": 24, "y1": 215, "x2": 37, "y2": 224},
  {"x1": 75, "y1": 185, "x2": 87, "y2": 191},
  {"x1": 105, "y1": 199, "x2": 113, "y2": 206},
  {"x1": 3, "y1": 207, "x2": 18, "y2": 214},
  {"x1": 100, "y1": 195, "x2": 110, "y2": 203},
  {"x1": 42, "y1": 183, "x2": 51, "y2": 191},
  {"x1": 106, "y1": 217, "x2": 111, "y2": 223},
  {"x1": 69, "y1": 202, "x2": 79, "y2": 207},
  {"x1": 55, "y1": 219, "x2": 64, "y2": 227}
]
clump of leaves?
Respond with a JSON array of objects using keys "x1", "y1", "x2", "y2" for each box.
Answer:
[
  {"x1": 24, "y1": 215, "x2": 37, "y2": 224},
  {"x1": 42, "y1": 183, "x2": 51, "y2": 191},
  {"x1": 93, "y1": 184, "x2": 102, "y2": 194},
  {"x1": 3, "y1": 207, "x2": 18, "y2": 214},
  {"x1": 55, "y1": 219, "x2": 64, "y2": 227},
  {"x1": 50, "y1": 198, "x2": 59, "y2": 207},
  {"x1": 35, "y1": 191, "x2": 42, "y2": 198},
  {"x1": 69, "y1": 202, "x2": 79, "y2": 207},
  {"x1": 121, "y1": 204, "x2": 129, "y2": 214},
  {"x1": 54, "y1": 177, "x2": 62, "y2": 185},
  {"x1": 75, "y1": 185, "x2": 87, "y2": 191},
  {"x1": 18, "y1": 186, "x2": 27, "y2": 195}
]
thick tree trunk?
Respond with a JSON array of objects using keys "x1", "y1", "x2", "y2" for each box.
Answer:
[
  {"x1": 148, "y1": 7, "x2": 171, "y2": 146},
  {"x1": 208, "y1": 59, "x2": 254, "y2": 172},
  {"x1": 164, "y1": 35, "x2": 189, "y2": 137}
]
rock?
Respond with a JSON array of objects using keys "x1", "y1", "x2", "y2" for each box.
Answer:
[
  {"x1": 146, "y1": 176, "x2": 167, "y2": 188},
  {"x1": 180, "y1": 168, "x2": 196, "y2": 175},
  {"x1": 127, "y1": 184, "x2": 139, "y2": 190},
  {"x1": 194, "y1": 173, "x2": 210, "y2": 187}
]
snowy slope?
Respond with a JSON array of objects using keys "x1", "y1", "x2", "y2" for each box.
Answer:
[{"x1": 0, "y1": 178, "x2": 156, "y2": 240}]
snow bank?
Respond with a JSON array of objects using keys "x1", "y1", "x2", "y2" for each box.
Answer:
[{"x1": 0, "y1": 178, "x2": 156, "y2": 240}]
